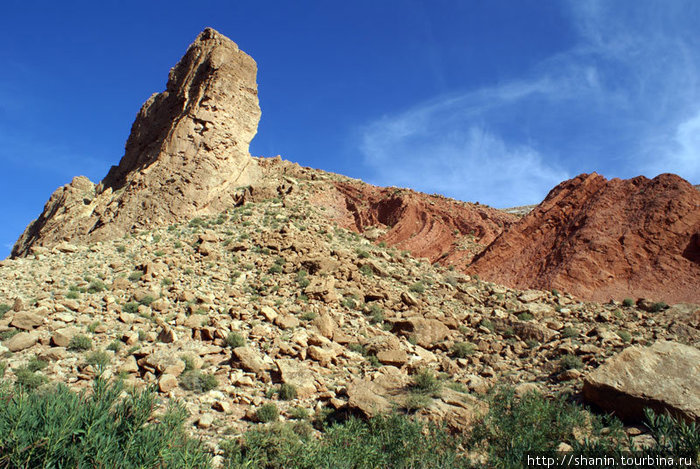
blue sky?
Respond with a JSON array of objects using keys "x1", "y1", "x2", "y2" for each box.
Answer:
[{"x1": 1, "y1": 1, "x2": 699, "y2": 259}]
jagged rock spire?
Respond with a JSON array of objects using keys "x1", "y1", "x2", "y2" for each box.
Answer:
[{"x1": 13, "y1": 28, "x2": 261, "y2": 257}]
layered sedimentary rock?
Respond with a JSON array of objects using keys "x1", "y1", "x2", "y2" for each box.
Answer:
[
  {"x1": 310, "y1": 180, "x2": 517, "y2": 265},
  {"x1": 12, "y1": 28, "x2": 260, "y2": 257},
  {"x1": 470, "y1": 173, "x2": 700, "y2": 303}
]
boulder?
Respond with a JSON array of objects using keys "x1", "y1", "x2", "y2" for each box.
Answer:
[
  {"x1": 10, "y1": 311, "x2": 43, "y2": 330},
  {"x1": 5, "y1": 331, "x2": 39, "y2": 352},
  {"x1": 392, "y1": 317, "x2": 450, "y2": 348},
  {"x1": 275, "y1": 359, "x2": 316, "y2": 398},
  {"x1": 233, "y1": 347, "x2": 272, "y2": 374},
  {"x1": 583, "y1": 341, "x2": 700, "y2": 423}
]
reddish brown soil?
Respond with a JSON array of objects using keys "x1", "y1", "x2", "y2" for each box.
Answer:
[
  {"x1": 470, "y1": 173, "x2": 700, "y2": 303},
  {"x1": 311, "y1": 180, "x2": 517, "y2": 265}
]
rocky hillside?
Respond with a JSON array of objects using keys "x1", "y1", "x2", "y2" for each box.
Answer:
[
  {"x1": 1, "y1": 28, "x2": 699, "y2": 463},
  {"x1": 470, "y1": 173, "x2": 700, "y2": 304},
  {"x1": 1, "y1": 169, "x2": 698, "y2": 445}
]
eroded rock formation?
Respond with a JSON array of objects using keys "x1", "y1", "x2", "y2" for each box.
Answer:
[
  {"x1": 12, "y1": 28, "x2": 261, "y2": 257},
  {"x1": 470, "y1": 173, "x2": 700, "y2": 303}
]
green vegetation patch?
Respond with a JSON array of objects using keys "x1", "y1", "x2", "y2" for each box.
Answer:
[{"x1": 0, "y1": 377, "x2": 210, "y2": 467}]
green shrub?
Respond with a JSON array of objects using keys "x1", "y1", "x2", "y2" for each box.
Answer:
[
  {"x1": 561, "y1": 326, "x2": 579, "y2": 338},
  {"x1": 525, "y1": 339, "x2": 540, "y2": 349},
  {"x1": 409, "y1": 282, "x2": 425, "y2": 294},
  {"x1": 181, "y1": 354, "x2": 196, "y2": 373},
  {"x1": 300, "y1": 311, "x2": 317, "y2": 321},
  {"x1": 68, "y1": 335, "x2": 93, "y2": 351},
  {"x1": 289, "y1": 407, "x2": 309, "y2": 420},
  {"x1": 451, "y1": 342, "x2": 475, "y2": 358},
  {"x1": 66, "y1": 291, "x2": 80, "y2": 299},
  {"x1": 86, "y1": 351, "x2": 111, "y2": 369},
  {"x1": 622, "y1": 298, "x2": 635, "y2": 307},
  {"x1": 650, "y1": 301, "x2": 668, "y2": 313},
  {"x1": 87, "y1": 321, "x2": 101, "y2": 333},
  {"x1": 480, "y1": 318, "x2": 494, "y2": 331},
  {"x1": 367, "y1": 304, "x2": 384, "y2": 324},
  {"x1": 0, "y1": 329, "x2": 20, "y2": 341},
  {"x1": 116, "y1": 244, "x2": 126, "y2": 253},
  {"x1": 617, "y1": 330, "x2": 632, "y2": 343},
  {"x1": 468, "y1": 387, "x2": 700, "y2": 466},
  {"x1": 179, "y1": 370, "x2": 218, "y2": 393},
  {"x1": 122, "y1": 302, "x2": 140, "y2": 314},
  {"x1": 359, "y1": 264, "x2": 373, "y2": 277},
  {"x1": 367, "y1": 354, "x2": 382, "y2": 368},
  {"x1": 225, "y1": 332, "x2": 246, "y2": 349},
  {"x1": 356, "y1": 249, "x2": 370, "y2": 259},
  {"x1": 139, "y1": 295, "x2": 156, "y2": 307},
  {"x1": 128, "y1": 271, "x2": 143, "y2": 282},
  {"x1": 347, "y1": 343, "x2": 366, "y2": 355},
  {"x1": 13, "y1": 367, "x2": 48, "y2": 390},
  {"x1": 268, "y1": 264, "x2": 283, "y2": 274},
  {"x1": 26, "y1": 356, "x2": 48, "y2": 372},
  {"x1": 412, "y1": 369, "x2": 441, "y2": 396},
  {"x1": 0, "y1": 361, "x2": 6, "y2": 379},
  {"x1": 277, "y1": 383, "x2": 298, "y2": 401},
  {"x1": 223, "y1": 413, "x2": 466, "y2": 468},
  {"x1": 106, "y1": 340, "x2": 122, "y2": 353},
  {"x1": 403, "y1": 393, "x2": 432, "y2": 412},
  {"x1": 341, "y1": 297, "x2": 357, "y2": 309},
  {"x1": 256, "y1": 403, "x2": 279, "y2": 423},
  {"x1": 558, "y1": 354, "x2": 583, "y2": 371},
  {"x1": 468, "y1": 387, "x2": 590, "y2": 467},
  {"x1": 518, "y1": 312, "x2": 534, "y2": 321},
  {"x1": 0, "y1": 377, "x2": 210, "y2": 467},
  {"x1": 0, "y1": 304, "x2": 11, "y2": 318},
  {"x1": 87, "y1": 281, "x2": 106, "y2": 293},
  {"x1": 296, "y1": 270, "x2": 310, "y2": 288}
]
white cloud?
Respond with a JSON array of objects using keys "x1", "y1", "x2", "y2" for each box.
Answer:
[
  {"x1": 358, "y1": 0, "x2": 700, "y2": 206},
  {"x1": 360, "y1": 99, "x2": 569, "y2": 207}
]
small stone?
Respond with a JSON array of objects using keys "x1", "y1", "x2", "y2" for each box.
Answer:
[
  {"x1": 556, "y1": 442, "x2": 573, "y2": 453},
  {"x1": 260, "y1": 306, "x2": 278, "y2": 322},
  {"x1": 514, "y1": 382, "x2": 540, "y2": 397},
  {"x1": 274, "y1": 315, "x2": 300, "y2": 330},
  {"x1": 197, "y1": 413, "x2": 214, "y2": 429},
  {"x1": 119, "y1": 355, "x2": 139, "y2": 374},
  {"x1": 157, "y1": 326, "x2": 177, "y2": 343},
  {"x1": 213, "y1": 400, "x2": 232, "y2": 413},
  {"x1": 158, "y1": 374, "x2": 178, "y2": 393},
  {"x1": 51, "y1": 327, "x2": 79, "y2": 347},
  {"x1": 122, "y1": 331, "x2": 139, "y2": 345},
  {"x1": 12, "y1": 298, "x2": 23, "y2": 312},
  {"x1": 376, "y1": 349, "x2": 408, "y2": 367},
  {"x1": 557, "y1": 368, "x2": 582, "y2": 381}
]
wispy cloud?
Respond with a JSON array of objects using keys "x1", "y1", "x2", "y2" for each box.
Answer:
[{"x1": 358, "y1": 0, "x2": 700, "y2": 207}]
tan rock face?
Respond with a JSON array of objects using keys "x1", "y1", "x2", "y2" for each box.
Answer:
[
  {"x1": 12, "y1": 28, "x2": 261, "y2": 257},
  {"x1": 471, "y1": 173, "x2": 700, "y2": 303},
  {"x1": 582, "y1": 341, "x2": 700, "y2": 423}
]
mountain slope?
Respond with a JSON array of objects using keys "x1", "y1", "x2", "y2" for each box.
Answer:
[{"x1": 470, "y1": 173, "x2": 700, "y2": 303}]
